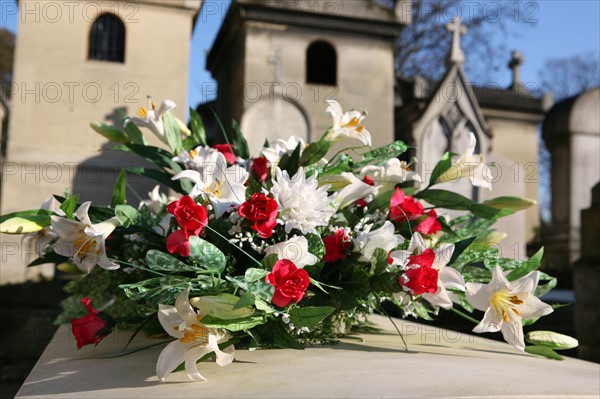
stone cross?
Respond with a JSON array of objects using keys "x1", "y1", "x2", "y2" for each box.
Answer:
[
  {"x1": 267, "y1": 48, "x2": 283, "y2": 84},
  {"x1": 446, "y1": 16, "x2": 467, "y2": 65},
  {"x1": 508, "y1": 50, "x2": 525, "y2": 88}
]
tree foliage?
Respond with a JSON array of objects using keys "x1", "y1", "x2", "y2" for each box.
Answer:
[
  {"x1": 393, "y1": 0, "x2": 537, "y2": 82},
  {"x1": 538, "y1": 53, "x2": 600, "y2": 102}
]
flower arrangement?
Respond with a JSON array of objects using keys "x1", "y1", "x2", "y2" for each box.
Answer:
[{"x1": 0, "y1": 99, "x2": 577, "y2": 382}]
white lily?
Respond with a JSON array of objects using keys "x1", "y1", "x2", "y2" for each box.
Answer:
[
  {"x1": 271, "y1": 167, "x2": 335, "y2": 234},
  {"x1": 264, "y1": 235, "x2": 318, "y2": 268},
  {"x1": 261, "y1": 136, "x2": 306, "y2": 165},
  {"x1": 360, "y1": 158, "x2": 422, "y2": 192},
  {"x1": 436, "y1": 132, "x2": 491, "y2": 190},
  {"x1": 51, "y1": 202, "x2": 119, "y2": 273},
  {"x1": 140, "y1": 185, "x2": 167, "y2": 215},
  {"x1": 353, "y1": 221, "x2": 403, "y2": 262},
  {"x1": 466, "y1": 265, "x2": 553, "y2": 351},
  {"x1": 157, "y1": 287, "x2": 234, "y2": 382},
  {"x1": 172, "y1": 152, "x2": 248, "y2": 218},
  {"x1": 329, "y1": 172, "x2": 379, "y2": 209},
  {"x1": 173, "y1": 145, "x2": 217, "y2": 172},
  {"x1": 325, "y1": 100, "x2": 372, "y2": 147},
  {"x1": 23, "y1": 197, "x2": 65, "y2": 257},
  {"x1": 391, "y1": 233, "x2": 464, "y2": 309},
  {"x1": 125, "y1": 98, "x2": 176, "y2": 144}
]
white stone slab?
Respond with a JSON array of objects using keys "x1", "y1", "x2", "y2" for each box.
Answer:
[{"x1": 16, "y1": 315, "x2": 600, "y2": 398}]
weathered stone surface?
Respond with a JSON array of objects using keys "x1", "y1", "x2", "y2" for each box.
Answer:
[{"x1": 16, "y1": 315, "x2": 600, "y2": 398}]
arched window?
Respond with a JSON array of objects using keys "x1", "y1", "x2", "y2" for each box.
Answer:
[
  {"x1": 88, "y1": 13, "x2": 125, "y2": 62},
  {"x1": 306, "y1": 41, "x2": 337, "y2": 86}
]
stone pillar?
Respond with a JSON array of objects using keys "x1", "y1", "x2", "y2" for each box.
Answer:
[{"x1": 573, "y1": 182, "x2": 600, "y2": 362}]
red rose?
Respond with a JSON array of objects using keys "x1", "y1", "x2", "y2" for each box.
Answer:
[
  {"x1": 398, "y1": 248, "x2": 438, "y2": 295},
  {"x1": 71, "y1": 298, "x2": 107, "y2": 349},
  {"x1": 323, "y1": 229, "x2": 352, "y2": 262},
  {"x1": 213, "y1": 144, "x2": 236, "y2": 165},
  {"x1": 356, "y1": 176, "x2": 375, "y2": 207},
  {"x1": 399, "y1": 265, "x2": 439, "y2": 295},
  {"x1": 408, "y1": 248, "x2": 435, "y2": 269},
  {"x1": 166, "y1": 230, "x2": 191, "y2": 257},
  {"x1": 167, "y1": 196, "x2": 208, "y2": 237},
  {"x1": 266, "y1": 259, "x2": 310, "y2": 307},
  {"x1": 390, "y1": 188, "x2": 425, "y2": 223},
  {"x1": 250, "y1": 157, "x2": 269, "y2": 183},
  {"x1": 415, "y1": 209, "x2": 442, "y2": 235},
  {"x1": 238, "y1": 193, "x2": 279, "y2": 238}
]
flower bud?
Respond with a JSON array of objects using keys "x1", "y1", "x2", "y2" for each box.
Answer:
[
  {"x1": 483, "y1": 196, "x2": 537, "y2": 211},
  {"x1": 90, "y1": 122, "x2": 130, "y2": 144},
  {"x1": 526, "y1": 330, "x2": 579, "y2": 350}
]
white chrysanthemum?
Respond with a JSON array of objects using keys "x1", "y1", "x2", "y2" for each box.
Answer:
[{"x1": 271, "y1": 167, "x2": 335, "y2": 234}]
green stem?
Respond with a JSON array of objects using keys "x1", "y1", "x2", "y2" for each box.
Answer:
[{"x1": 450, "y1": 307, "x2": 479, "y2": 324}]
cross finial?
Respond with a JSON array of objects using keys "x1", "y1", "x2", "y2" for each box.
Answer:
[
  {"x1": 267, "y1": 48, "x2": 283, "y2": 84},
  {"x1": 508, "y1": 50, "x2": 525, "y2": 88},
  {"x1": 446, "y1": 16, "x2": 467, "y2": 65}
]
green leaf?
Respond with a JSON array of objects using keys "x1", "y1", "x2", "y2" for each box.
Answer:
[
  {"x1": 428, "y1": 151, "x2": 454, "y2": 186},
  {"x1": 246, "y1": 176, "x2": 263, "y2": 197},
  {"x1": 412, "y1": 301, "x2": 434, "y2": 320},
  {"x1": 163, "y1": 111, "x2": 183, "y2": 154},
  {"x1": 200, "y1": 314, "x2": 267, "y2": 332},
  {"x1": 0, "y1": 210, "x2": 52, "y2": 234},
  {"x1": 247, "y1": 281, "x2": 275, "y2": 303},
  {"x1": 122, "y1": 118, "x2": 147, "y2": 145},
  {"x1": 116, "y1": 144, "x2": 183, "y2": 173},
  {"x1": 534, "y1": 272, "x2": 557, "y2": 297},
  {"x1": 188, "y1": 236, "x2": 227, "y2": 272},
  {"x1": 232, "y1": 119, "x2": 250, "y2": 159},
  {"x1": 306, "y1": 154, "x2": 352, "y2": 178},
  {"x1": 146, "y1": 250, "x2": 197, "y2": 272},
  {"x1": 306, "y1": 234, "x2": 325, "y2": 261},
  {"x1": 254, "y1": 297, "x2": 277, "y2": 314},
  {"x1": 524, "y1": 345, "x2": 563, "y2": 360},
  {"x1": 447, "y1": 237, "x2": 477, "y2": 266},
  {"x1": 126, "y1": 167, "x2": 190, "y2": 194},
  {"x1": 261, "y1": 254, "x2": 279, "y2": 270},
  {"x1": 59, "y1": 195, "x2": 79, "y2": 219},
  {"x1": 369, "y1": 272, "x2": 402, "y2": 293},
  {"x1": 120, "y1": 276, "x2": 192, "y2": 305},
  {"x1": 367, "y1": 189, "x2": 395, "y2": 213},
  {"x1": 371, "y1": 248, "x2": 389, "y2": 275},
  {"x1": 90, "y1": 122, "x2": 130, "y2": 144},
  {"x1": 278, "y1": 142, "x2": 301, "y2": 177},
  {"x1": 115, "y1": 205, "x2": 138, "y2": 228},
  {"x1": 288, "y1": 306, "x2": 335, "y2": 329},
  {"x1": 273, "y1": 322, "x2": 304, "y2": 349},
  {"x1": 300, "y1": 141, "x2": 332, "y2": 166},
  {"x1": 28, "y1": 251, "x2": 69, "y2": 267},
  {"x1": 233, "y1": 291, "x2": 256, "y2": 310},
  {"x1": 355, "y1": 141, "x2": 408, "y2": 168},
  {"x1": 245, "y1": 268, "x2": 269, "y2": 283},
  {"x1": 189, "y1": 107, "x2": 207, "y2": 146},
  {"x1": 110, "y1": 169, "x2": 127, "y2": 208},
  {"x1": 471, "y1": 204, "x2": 505, "y2": 219},
  {"x1": 415, "y1": 189, "x2": 473, "y2": 210},
  {"x1": 337, "y1": 266, "x2": 370, "y2": 309},
  {"x1": 461, "y1": 265, "x2": 492, "y2": 283},
  {"x1": 506, "y1": 248, "x2": 544, "y2": 281},
  {"x1": 416, "y1": 189, "x2": 501, "y2": 219},
  {"x1": 448, "y1": 290, "x2": 474, "y2": 312}
]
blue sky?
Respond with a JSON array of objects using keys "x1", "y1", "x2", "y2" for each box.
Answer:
[{"x1": 1, "y1": 0, "x2": 599, "y2": 109}]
